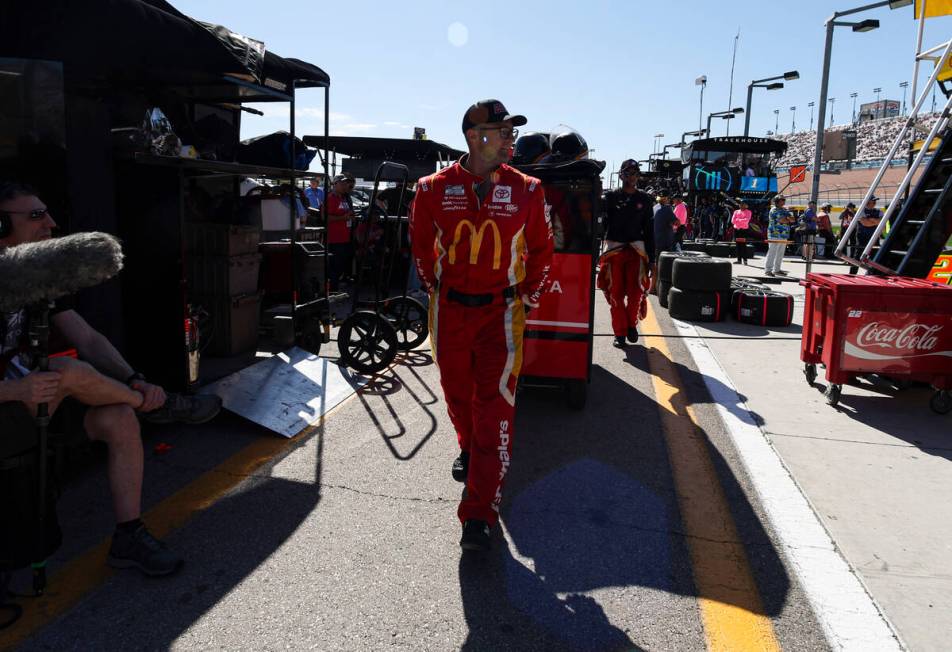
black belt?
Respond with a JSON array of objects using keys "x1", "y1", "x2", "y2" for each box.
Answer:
[{"x1": 447, "y1": 286, "x2": 516, "y2": 307}]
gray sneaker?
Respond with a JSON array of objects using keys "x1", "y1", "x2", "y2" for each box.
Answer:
[
  {"x1": 108, "y1": 525, "x2": 183, "y2": 576},
  {"x1": 142, "y1": 393, "x2": 222, "y2": 425}
]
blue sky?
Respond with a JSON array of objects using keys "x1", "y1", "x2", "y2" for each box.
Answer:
[{"x1": 174, "y1": 0, "x2": 952, "y2": 175}]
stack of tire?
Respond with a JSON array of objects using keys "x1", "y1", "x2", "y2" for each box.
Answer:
[
  {"x1": 667, "y1": 255, "x2": 733, "y2": 322},
  {"x1": 657, "y1": 250, "x2": 709, "y2": 309}
]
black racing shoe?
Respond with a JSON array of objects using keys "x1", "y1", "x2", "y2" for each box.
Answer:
[
  {"x1": 142, "y1": 393, "x2": 222, "y2": 425},
  {"x1": 451, "y1": 451, "x2": 470, "y2": 483},
  {"x1": 627, "y1": 327, "x2": 639, "y2": 344},
  {"x1": 108, "y1": 525, "x2": 183, "y2": 576},
  {"x1": 613, "y1": 336, "x2": 626, "y2": 348},
  {"x1": 460, "y1": 520, "x2": 491, "y2": 552}
]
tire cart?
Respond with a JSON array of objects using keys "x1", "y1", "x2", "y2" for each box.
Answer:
[
  {"x1": 513, "y1": 159, "x2": 604, "y2": 410},
  {"x1": 800, "y1": 273, "x2": 952, "y2": 411},
  {"x1": 335, "y1": 161, "x2": 428, "y2": 374}
]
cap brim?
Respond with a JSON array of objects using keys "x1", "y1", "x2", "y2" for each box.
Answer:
[{"x1": 506, "y1": 114, "x2": 527, "y2": 127}]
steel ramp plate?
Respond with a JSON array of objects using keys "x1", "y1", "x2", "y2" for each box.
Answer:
[{"x1": 201, "y1": 347, "x2": 364, "y2": 437}]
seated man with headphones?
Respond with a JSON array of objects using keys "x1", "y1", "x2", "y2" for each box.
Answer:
[{"x1": 0, "y1": 181, "x2": 221, "y2": 577}]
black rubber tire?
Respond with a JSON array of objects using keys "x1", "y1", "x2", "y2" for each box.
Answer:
[
  {"x1": 658, "y1": 280, "x2": 672, "y2": 308},
  {"x1": 337, "y1": 311, "x2": 399, "y2": 374},
  {"x1": 825, "y1": 383, "x2": 842, "y2": 407},
  {"x1": 658, "y1": 250, "x2": 710, "y2": 284},
  {"x1": 671, "y1": 257, "x2": 732, "y2": 292},
  {"x1": 565, "y1": 379, "x2": 588, "y2": 411},
  {"x1": 681, "y1": 241, "x2": 708, "y2": 253},
  {"x1": 381, "y1": 296, "x2": 428, "y2": 351},
  {"x1": 668, "y1": 287, "x2": 730, "y2": 322},
  {"x1": 706, "y1": 243, "x2": 732, "y2": 258},
  {"x1": 732, "y1": 288, "x2": 794, "y2": 326},
  {"x1": 804, "y1": 363, "x2": 817, "y2": 387},
  {"x1": 930, "y1": 390, "x2": 952, "y2": 415}
]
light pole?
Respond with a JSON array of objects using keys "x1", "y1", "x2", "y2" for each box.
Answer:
[
  {"x1": 829, "y1": 97, "x2": 836, "y2": 124},
  {"x1": 653, "y1": 132, "x2": 664, "y2": 154},
  {"x1": 808, "y1": 101, "x2": 816, "y2": 130},
  {"x1": 850, "y1": 91, "x2": 858, "y2": 122},
  {"x1": 743, "y1": 70, "x2": 799, "y2": 136},
  {"x1": 790, "y1": 106, "x2": 797, "y2": 132},
  {"x1": 774, "y1": 109, "x2": 780, "y2": 133},
  {"x1": 874, "y1": 86, "x2": 882, "y2": 117},
  {"x1": 810, "y1": 0, "x2": 909, "y2": 263},
  {"x1": 681, "y1": 128, "x2": 707, "y2": 145},
  {"x1": 899, "y1": 80, "x2": 909, "y2": 115},
  {"x1": 707, "y1": 108, "x2": 745, "y2": 136},
  {"x1": 696, "y1": 75, "x2": 707, "y2": 133}
]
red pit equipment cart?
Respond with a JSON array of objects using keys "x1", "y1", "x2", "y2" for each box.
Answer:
[
  {"x1": 800, "y1": 273, "x2": 952, "y2": 412},
  {"x1": 514, "y1": 159, "x2": 604, "y2": 410}
]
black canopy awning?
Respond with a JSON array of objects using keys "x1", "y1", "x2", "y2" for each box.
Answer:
[
  {"x1": 0, "y1": 0, "x2": 328, "y2": 97},
  {"x1": 682, "y1": 136, "x2": 787, "y2": 162},
  {"x1": 302, "y1": 136, "x2": 464, "y2": 161}
]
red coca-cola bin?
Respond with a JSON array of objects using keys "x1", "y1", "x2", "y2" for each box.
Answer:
[{"x1": 800, "y1": 273, "x2": 952, "y2": 411}]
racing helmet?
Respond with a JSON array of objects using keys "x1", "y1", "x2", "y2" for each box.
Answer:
[
  {"x1": 549, "y1": 130, "x2": 589, "y2": 162},
  {"x1": 511, "y1": 132, "x2": 551, "y2": 165}
]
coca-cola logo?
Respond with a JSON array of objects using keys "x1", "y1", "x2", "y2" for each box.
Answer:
[{"x1": 856, "y1": 322, "x2": 942, "y2": 352}]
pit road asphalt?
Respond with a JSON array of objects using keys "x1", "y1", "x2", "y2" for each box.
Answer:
[{"x1": 5, "y1": 295, "x2": 833, "y2": 651}]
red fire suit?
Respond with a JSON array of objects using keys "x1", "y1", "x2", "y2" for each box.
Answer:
[
  {"x1": 410, "y1": 158, "x2": 553, "y2": 526},
  {"x1": 600, "y1": 188, "x2": 656, "y2": 337}
]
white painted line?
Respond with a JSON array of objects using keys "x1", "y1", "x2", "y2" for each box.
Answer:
[
  {"x1": 525, "y1": 319, "x2": 590, "y2": 329},
  {"x1": 671, "y1": 317, "x2": 904, "y2": 652}
]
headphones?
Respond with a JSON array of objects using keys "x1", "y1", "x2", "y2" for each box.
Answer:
[{"x1": 0, "y1": 213, "x2": 10, "y2": 239}]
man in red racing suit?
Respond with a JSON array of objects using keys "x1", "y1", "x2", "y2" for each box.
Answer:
[{"x1": 410, "y1": 99, "x2": 553, "y2": 552}]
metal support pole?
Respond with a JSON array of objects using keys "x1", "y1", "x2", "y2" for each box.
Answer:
[
  {"x1": 808, "y1": 20, "x2": 836, "y2": 276},
  {"x1": 910, "y1": 3, "x2": 927, "y2": 101},
  {"x1": 744, "y1": 84, "x2": 754, "y2": 136},
  {"x1": 698, "y1": 82, "x2": 705, "y2": 134}
]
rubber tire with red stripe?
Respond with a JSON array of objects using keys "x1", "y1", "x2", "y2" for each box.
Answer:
[
  {"x1": 671, "y1": 257, "x2": 733, "y2": 292},
  {"x1": 732, "y1": 288, "x2": 794, "y2": 327},
  {"x1": 667, "y1": 287, "x2": 730, "y2": 322}
]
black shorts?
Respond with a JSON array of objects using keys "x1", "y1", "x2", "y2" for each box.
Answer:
[
  {"x1": 0, "y1": 399, "x2": 89, "y2": 459},
  {"x1": 0, "y1": 401, "x2": 38, "y2": 458}
]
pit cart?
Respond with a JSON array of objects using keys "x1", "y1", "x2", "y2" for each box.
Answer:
[
  {"x1": 513, "y1": 159, "x2": 604, "y2": 409},
  {"x1": 334, "y1": 161, "x2": 428, "y2": 374},
  {"x1": 800, "y1": 273, "x2": 952, "y2": 411}
]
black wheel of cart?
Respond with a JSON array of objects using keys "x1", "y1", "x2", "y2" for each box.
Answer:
[
  {"x1": 804, "y1": 363, "x2": 817, "y2": 387},
  {"x1": 381, "y1": 296, "x2": 428, "y2": 351},
  {"x1": 565, "y1": 379, "x2": 588, "y2": 411},
  {"x1": 825, "y1": 383, "x2": 842, "y2": 407},
  {"x1": 929, "y1": 390, "x2": 952, "y2": 415},
  {"x1": 338, "y1": 311, "x2": 399, "y2": 374}
]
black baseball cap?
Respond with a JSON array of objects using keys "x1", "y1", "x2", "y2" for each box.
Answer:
[
  {"x1": 461, "y1": 99, "x2": 527, "y2": 133},
  {"x1": 619, "y1": 159, "x2": 641, "y2": 174}
]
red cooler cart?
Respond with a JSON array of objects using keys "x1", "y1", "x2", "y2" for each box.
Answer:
[
  {"x1": 800, "y1": 273, "x2": 952, "y2": 412},
  {"x1": 514, "y1": 160, "x2": 604, "y2": 410}
]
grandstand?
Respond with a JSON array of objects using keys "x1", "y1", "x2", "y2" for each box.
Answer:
[{"x1": 774, "y1": 112, "x2": 942, "y2": 168}]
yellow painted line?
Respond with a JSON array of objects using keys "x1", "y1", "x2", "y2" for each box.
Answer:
[
  {"x1": 642, "y1": 304, "x2": 781, "y2": 652},
  {"x1": 0, "y1": 413, "x2": 330, "y2": 650}
]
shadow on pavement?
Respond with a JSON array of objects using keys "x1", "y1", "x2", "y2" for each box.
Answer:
[
  {"x1": 20, "y1": 414, "x2": 326, "y2": 651},
  {"x1": 457, "y1": 352, "x2": 790, "y2": 650},
  {"x1": 352, "y1": 351, "x2": 440, "y2": 461}
]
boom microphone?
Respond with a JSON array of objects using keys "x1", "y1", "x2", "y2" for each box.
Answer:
[{"x1": 0, "y1": 232, "x2": 124, "y2": 311}]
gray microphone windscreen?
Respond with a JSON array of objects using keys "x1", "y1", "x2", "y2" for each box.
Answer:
[{"x1": 0, "y1": 232, "x2": 124, "y2": 311}]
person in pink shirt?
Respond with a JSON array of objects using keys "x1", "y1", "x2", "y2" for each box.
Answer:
[
  {"x1": 672, "y1": 194, "x2": 688, "y2": 250},
  {"x1": 731, "y1": 200, "x2": 753, "y2": 264}
]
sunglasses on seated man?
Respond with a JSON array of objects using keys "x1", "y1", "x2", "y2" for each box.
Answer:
[{"x1": 1, "y1": 207, "x2": 50, "y2": 220}]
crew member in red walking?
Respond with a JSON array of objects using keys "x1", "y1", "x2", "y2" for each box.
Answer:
[
  {"x1": 410, "y1": 99, "x2": 553, "y2": 552},
  {"x1": 599, "y1": 159, "x2": 655, "y2": 348}
]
